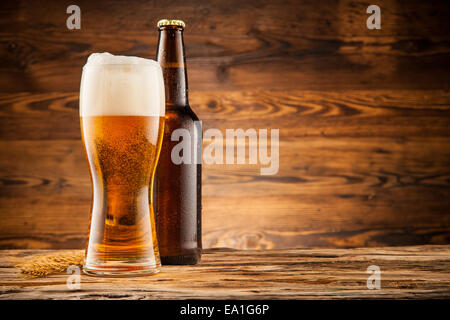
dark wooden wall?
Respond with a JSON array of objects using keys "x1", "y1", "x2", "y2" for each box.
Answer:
[{"x1": 0, "y1": 0, "x2": 449, "y2": 249}]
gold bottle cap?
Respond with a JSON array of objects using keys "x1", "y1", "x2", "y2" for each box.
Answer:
[{"x1": 157, "y1": 19, "x2": 186, "y2": 28}]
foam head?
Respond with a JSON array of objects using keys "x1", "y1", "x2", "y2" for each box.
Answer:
[{"x1": 80, "y1": 53, "x2": 165, "y2": 117}]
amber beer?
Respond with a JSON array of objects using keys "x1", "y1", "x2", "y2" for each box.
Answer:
[
  {"x1": 155, "y1": 19, "x2": 202, "y2": 264},
  {"x1": 80, "y1": 53, "x2": 165, "y2": 276}
]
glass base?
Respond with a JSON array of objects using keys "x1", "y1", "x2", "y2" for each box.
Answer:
[{"x1": 83, "y1": 262, "x2": 160, "y2": 277}]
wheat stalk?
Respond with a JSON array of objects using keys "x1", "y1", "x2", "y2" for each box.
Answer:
[{"x1": 14, "y1": 250, "x2": 85, "y2": 278}]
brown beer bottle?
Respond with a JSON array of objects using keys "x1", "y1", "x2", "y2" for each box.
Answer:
[{"x1": 154, "y1": 19, "x2": 202, "y2": 264}]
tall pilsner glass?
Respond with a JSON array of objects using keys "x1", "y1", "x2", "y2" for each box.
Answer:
[{"x1": 80, "y1": 53, "x2": 165, "y2": 276}]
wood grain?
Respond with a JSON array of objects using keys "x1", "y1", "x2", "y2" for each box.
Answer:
[
  {"x1": 1, "y1": 90, "x2": 449, "y2": 140},
  {"x1": 0, "y1": 90, "x2": 449, "y2": 249},
  {"x1": 0, "y1": 0, "x2": 449, "y2": 250},
  {"x1": 1, "y1": 246, "x2": 449, "y2": 299},
  {"x1": 0, "y1": 0, "x2": 449, "y2": 92}
]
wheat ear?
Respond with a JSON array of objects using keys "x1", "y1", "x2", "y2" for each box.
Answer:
[{"x1": 15, "y1": 250, "x2": 85, "y2": 278}]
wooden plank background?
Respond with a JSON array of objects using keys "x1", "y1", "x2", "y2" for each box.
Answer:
[{"x1": 0, "y1": 0, "x2": 449, "y2": 249}]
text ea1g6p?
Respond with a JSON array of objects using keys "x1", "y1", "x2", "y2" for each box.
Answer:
[{"x1": 180, "y1": 304, "x2": 270, "y2": 317}]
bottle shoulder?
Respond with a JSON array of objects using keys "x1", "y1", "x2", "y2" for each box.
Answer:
[{"x1": 165, "y1": 105, "x2": 199, "y2": 121}]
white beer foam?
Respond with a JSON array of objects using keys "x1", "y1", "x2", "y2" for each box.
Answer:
[{"x1": 80, "y1": 53, "x2": 165, "y2": 117}]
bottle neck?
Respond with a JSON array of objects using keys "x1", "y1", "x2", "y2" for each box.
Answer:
[{"x1": 156, "y1": 27, "x2": 189, "y2": 108}]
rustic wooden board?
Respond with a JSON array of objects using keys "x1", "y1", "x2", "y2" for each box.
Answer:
[
  {"x1": 0, "y1": 0, "x2": 449, "y2": 250},
  {"x1": 1, "y1": 90, "x2": 450, "y2": 140},
  {"x1": 0, "y1": 246, "x2": 449, "y2": 299},
  {"x1": 0, "y1": 90, "x2": 449, "y2": 249},
  {"x1": 0, "y1": 0, "x2": 449, "y2": 92}
]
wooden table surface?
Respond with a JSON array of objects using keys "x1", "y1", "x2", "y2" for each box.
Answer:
[{"x1": 1, "y1": 246, "x2": 449, "y2": 300}]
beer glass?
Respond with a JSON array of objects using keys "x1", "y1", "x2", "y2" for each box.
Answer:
[{"x1": 80, "y1": 53, "x2": 165, "y2": 276}]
